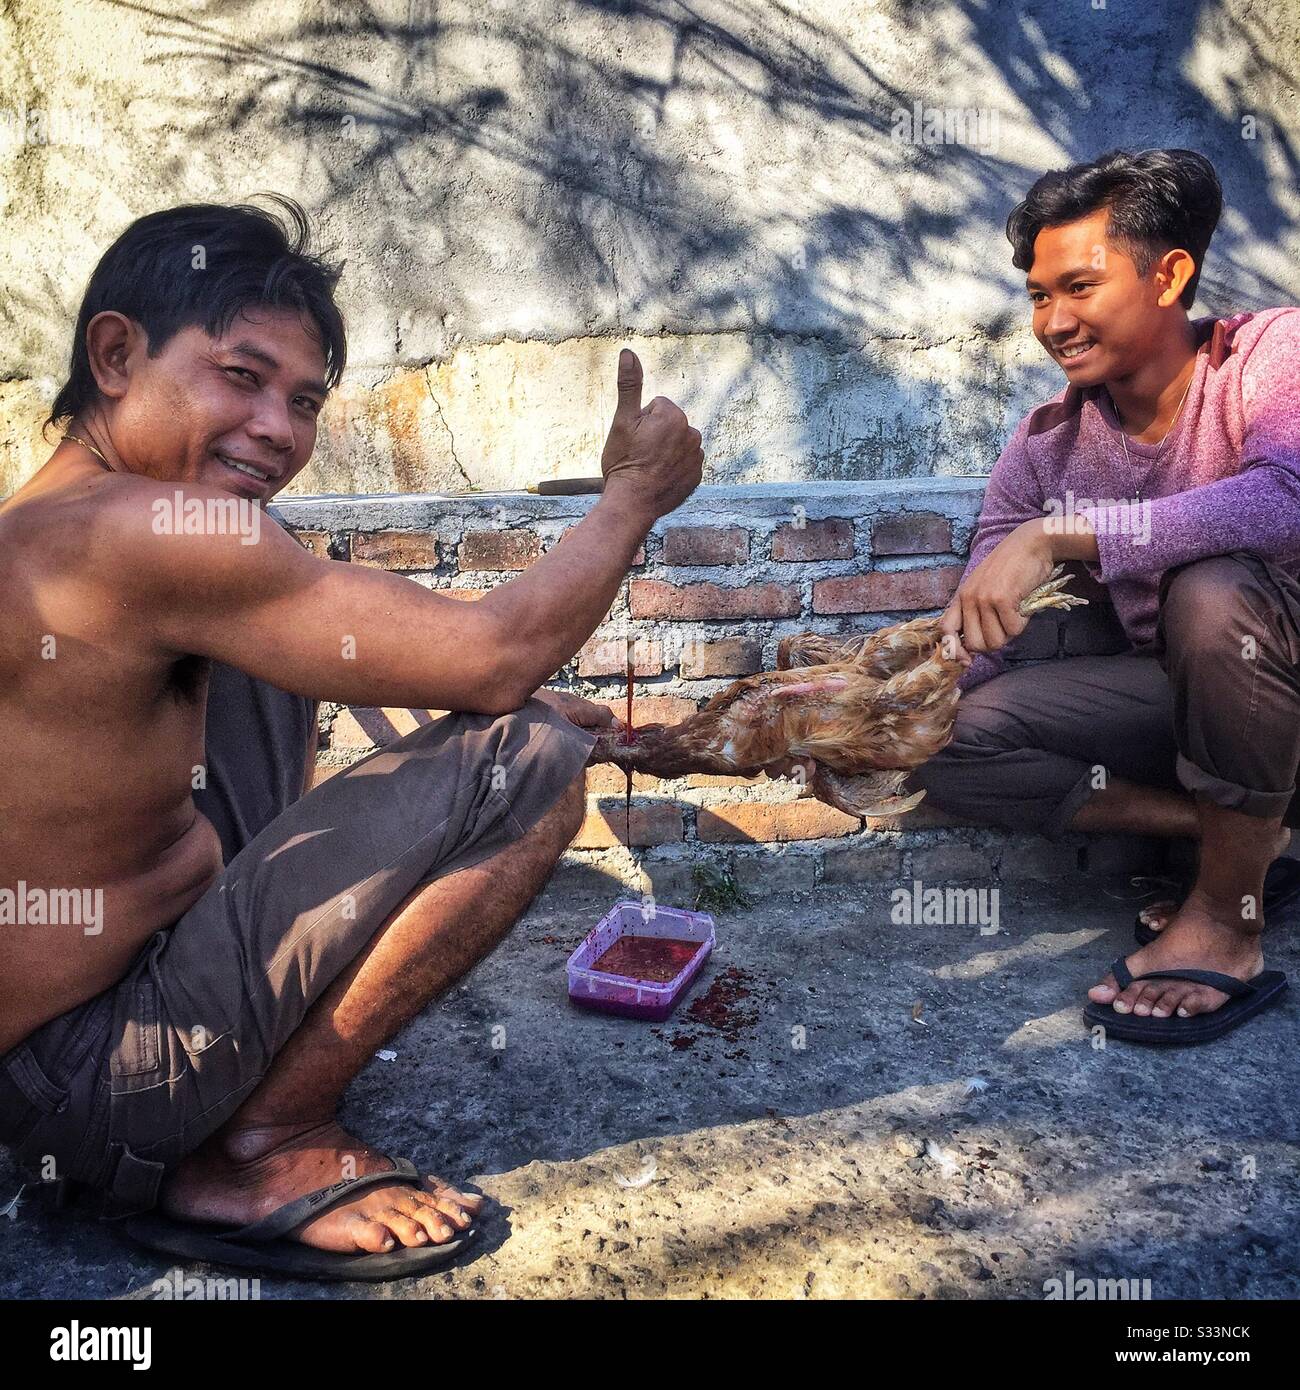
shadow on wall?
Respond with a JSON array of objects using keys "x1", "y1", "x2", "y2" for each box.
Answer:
[{"x1": 5, "y1": 0, "x2": 1298, "y2": 488}]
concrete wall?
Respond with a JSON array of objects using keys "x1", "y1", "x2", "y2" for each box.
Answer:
[
  {"x1": 273, "y1": 480, "x2": 1161, "y2": 897},
  {"x1": 3, "y1": 0, "x2": 1299, "y2": 496}
]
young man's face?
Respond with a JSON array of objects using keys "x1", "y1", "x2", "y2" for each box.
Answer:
[
  {"x1": 106, "y1": 304, "x2": 329, "y2": 500},
  {"x1": 1025, "y1": 208, "x2": 1174, "y2": 387}
]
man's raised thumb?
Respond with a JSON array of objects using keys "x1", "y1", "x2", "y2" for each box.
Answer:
[{"x1": 614, "y1": 348, "x2": 643, "y2": 421}]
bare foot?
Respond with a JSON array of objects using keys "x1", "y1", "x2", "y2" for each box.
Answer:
[
  {"x1": 1089, "y1": 888, "x2": 1265, "y2": 1019},
  {"x1": 1136, "y1": 898, "x2": 1179, "y2": 934},
  {"x1": 1139, "y1": 828, "x2": 1291, "y2": 936},
  {"x1": 159, "y1": 1119, "x2": 484, "y2": 1254}
]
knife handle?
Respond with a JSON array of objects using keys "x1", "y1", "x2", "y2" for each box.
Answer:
[{"x1": 528, "y1": 477, "x2": 606, "y2": 495}]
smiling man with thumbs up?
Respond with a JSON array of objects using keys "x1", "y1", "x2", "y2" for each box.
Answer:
[{"x1": 0, "y1": 198, "x2": 703, "y2": 1279}]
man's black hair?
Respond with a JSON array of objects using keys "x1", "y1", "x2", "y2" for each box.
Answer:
[
  {"x1": 45, "y1": 194, "x2": 346, "y2": 432},
  {"x1": 1006, "y1": 148, "x2": 1223, "y2": 309}
]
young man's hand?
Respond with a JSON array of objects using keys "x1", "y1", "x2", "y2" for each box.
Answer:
[
  {"x1": 600, "y1": 349, "x2": 703, "y2": 521},
  {"x1": 939, "y1": 519, "x2": 1056, "y2": 660}
]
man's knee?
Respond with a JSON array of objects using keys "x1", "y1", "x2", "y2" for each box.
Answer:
[
  {"x1": 936, "y1": 693, "x2": 1028, "y2": 759},
  {"x1": 1159, "y1": 554, "x2": 1259, "y2": 660},
  {"x1": 907, "y1": 703, "x2": 1020, "y2": 815},
  {"x1": 505, "y1": 697, "x2": 590, "y2": 846},
  {"x1": 552, "y1": 767, "x2": 587, "y2": 841}
]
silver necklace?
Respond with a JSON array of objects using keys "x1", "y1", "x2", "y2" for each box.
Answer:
[{"x1": 1111, "y1": 367, "x2": 1195, "y2": 503}]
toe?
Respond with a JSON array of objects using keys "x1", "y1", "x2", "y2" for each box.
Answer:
[
  {"x1": 403, "y1": 1203, "x2": 450, "y2": 1243},
  {"x1": 428, "y1": 1178, "x2": 484, "y2": 1214},
  {"x1": 432, "y1": 1195, "x2": 474, "y2": 1230},
  {"x1": 1130, "y1": 982, "x2": 1165, "y2": 1016},
  {"x1": 349, "y1": 1214, "x2": 398, "y2": 1254},
  {"x1": 1148, "y1": 985, "x2": 1184, "y2": 1019},
  {"x1": 408, "y1": 1204, "x2": 455, "y2": 1243},
  {"x1": 1109, "y1": 976, "x2": 1149, "y2": 1013},
  {"x1": 1177, "y1": 986, "x2": 1226, "y2": 1018},
  {"x1": 379, "y1": 1207, "x2": 430, "y2": 1247},
  {"x1": 1088, "y1": 972, "x2": 1120, "y2": 1004}
]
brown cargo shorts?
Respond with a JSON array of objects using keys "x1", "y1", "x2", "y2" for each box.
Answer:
[{"x1": 0, "y1": 692, "x2": 594, "y2": 1219}]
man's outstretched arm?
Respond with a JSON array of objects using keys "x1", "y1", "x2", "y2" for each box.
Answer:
[{"x1": 92, "y1": 350, "x2": 702, "y2": 715}]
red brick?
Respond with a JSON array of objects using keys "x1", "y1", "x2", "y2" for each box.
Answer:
[
  {"x1": 813, "y1": 566, "x2": 961, "y2": 615},
  {"x1": 771, "y1": 518, "x2": 853, "y2": 562},
  {"x1": 585, "y1": 765, "x2": 662, "y2": 794},
  {"x1": 289, "y1": 529, "x2": 334, "y2": 559},
  {"x1": 871, "y1": 512, "x2": 953, "y2": 556},
  {"x1": 630, "y1": 580, "x2": 800, "y2": 620},
  {"x1": 350, "y1": 531, "x2": 439, "y2": 570},
  {"x1": 593, "y1": 695, "x2": 699, "y2": 728},
  {"x1": 330, "y1": 707, "x2": 448, "y2": 748},
  {"x1": 684, "y1": 773, "x2": 764, "y2": 788},
  {"x1": 577, "y1": 637, "x2": 664, "y2": 678},
  {"x1": 696, "y1": 801, "x2": 860, "y2": 842},
  {"x1": 573, "y1": 801, "x2": 684, "y2": 848},
  {"x1": 663, "y1": 526, "x2": 748, "y2": 566},
  {"x1": 678, "y1": 637, "x2": 763, "y2": 678},
  {"x1": 458, "y1": 530, "x2": 541, "y2": 571},
  {"x1": 441, "y1": 588, "x2": 489, "y2": 602}
]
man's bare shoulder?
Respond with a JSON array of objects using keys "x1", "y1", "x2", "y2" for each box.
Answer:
[{"x1": 2, "y1": 468, "x2": 310, "y2": 597}]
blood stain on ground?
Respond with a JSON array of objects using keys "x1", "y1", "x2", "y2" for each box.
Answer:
[{"x1": 684, "y1": 966, "x2": 759, "y2": 1040}]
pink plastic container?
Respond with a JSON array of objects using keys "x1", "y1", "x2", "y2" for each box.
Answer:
[{"x1": 567, "y1": 900, "x2": 716, "y2": 1021}]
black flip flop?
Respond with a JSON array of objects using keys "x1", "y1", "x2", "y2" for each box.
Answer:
[
  {"x1": 120, "y1": 1157, "x2": 478, "y2": 1282},
  {"x1": 1084, "y1": 956, "x2": 1289, "y2": 1045},
  {"x1": 1134, "y1": 858, "x2": 1300, "y2": 946}
]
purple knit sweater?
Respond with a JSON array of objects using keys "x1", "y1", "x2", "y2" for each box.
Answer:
[{"x1": 957, "y1": 307, "x2": 1300, "y2": 692}]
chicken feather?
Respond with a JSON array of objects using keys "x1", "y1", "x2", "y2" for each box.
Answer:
[{"x1": 590, "y1": 565, "x2": 1086, "y2": 818}]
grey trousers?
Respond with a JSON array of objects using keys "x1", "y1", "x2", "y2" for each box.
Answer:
[
  {"x1": 909, "y1": 553, "x2": 1300, "y2": 840},
  {"x1": 0, "y1": 673, "x2": 593, "y2": 1219}
]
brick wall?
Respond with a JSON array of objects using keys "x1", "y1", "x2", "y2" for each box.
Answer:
[{"x1": 272, "y1": 482, "x2": 1158, "y2": 903}]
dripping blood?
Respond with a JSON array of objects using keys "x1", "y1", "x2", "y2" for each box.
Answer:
[{"x1": 620, "y1": 637, "x2": 636, "y2": 844}]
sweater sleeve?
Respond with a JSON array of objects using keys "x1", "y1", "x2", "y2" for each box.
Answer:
[
  {"x1": 954, "y1": 413, "x2": 1049, "y2": 692},
  {"x1": 1086, "y1": 310, "x2": 1300, "y2": 583}
]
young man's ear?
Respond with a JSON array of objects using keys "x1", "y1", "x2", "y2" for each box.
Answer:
[
  {"x1": 85, "y1": 310, "x2": 145, "y2": 402},
  {"x1": 1153, "y1": 248, "x2": 1196, "y2": 308}
]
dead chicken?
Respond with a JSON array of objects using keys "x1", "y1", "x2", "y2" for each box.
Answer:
[{"x1": 590, "y1": 566, "x2": 1086, "y2": 818}]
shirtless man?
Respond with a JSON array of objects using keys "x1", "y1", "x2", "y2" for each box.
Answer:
[{"x1": 0, "y1": 197, "x2": 702, "y2": 1278}]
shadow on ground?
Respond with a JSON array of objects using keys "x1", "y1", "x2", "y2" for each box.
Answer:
[{"x1": 2, "y1": 875, "x2": 1296, "y2": 1299}]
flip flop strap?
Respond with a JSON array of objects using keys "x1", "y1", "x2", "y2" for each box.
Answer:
[
  {"x1": 220, "y1": 1156, "x2": 422, "y2": 1244},
  {"x1": 1109, "y1": 957, "x2": 1254, "y2": 998}
]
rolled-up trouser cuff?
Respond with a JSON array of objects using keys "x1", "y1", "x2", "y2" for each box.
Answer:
[
  {"x1": 1175, "y1": 751, "x2": 1296, "y2": 820},
  {"x1": 1041, "y1": 765, "x2": 1101, "y2": 842}
]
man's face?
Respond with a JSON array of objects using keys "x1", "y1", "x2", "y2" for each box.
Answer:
[
  {"x1": 109, "y1": 304, "x2": 328, "y2": 500},
  {"x1": 1025, "y1": 209, "x2": 1170, "y2": 387}
]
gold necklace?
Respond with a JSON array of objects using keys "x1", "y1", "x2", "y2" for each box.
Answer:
[
  {"x1": 1111, "y1": 367, "x2": 1195, "y2": 503},
  {"x1": 61, "y1": 430, "x2": 117, "y2": 473}
]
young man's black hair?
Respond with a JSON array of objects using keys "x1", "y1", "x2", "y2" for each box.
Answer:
[
  {"x1": 44, "y1": 194, "x2": 346, "y2": 436},
  {"x1": 1005, "y1": 148, "x2": 1223, "y2": 308}
]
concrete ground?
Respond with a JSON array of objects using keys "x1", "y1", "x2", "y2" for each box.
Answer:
[{"x1": 2, "y1": 873, "x2": 1297, "y2": 1301}]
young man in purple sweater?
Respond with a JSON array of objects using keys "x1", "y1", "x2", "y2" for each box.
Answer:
[{"x1": 911, "y1": 148, "x2": 1298, "y2": 1043}]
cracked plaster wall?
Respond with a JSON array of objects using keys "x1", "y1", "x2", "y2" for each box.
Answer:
[{"x1": 2, "y1": 0, "x2": 1298, "y2": 497}]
